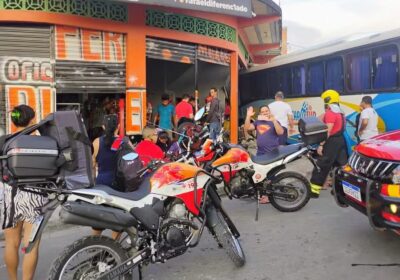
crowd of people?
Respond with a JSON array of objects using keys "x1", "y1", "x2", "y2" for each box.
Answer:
[
  {"x1": 1, "y1": 87, "x2": 381, "y2": 280},
  {"x1": 243, "y1": 89, "x2": 379, "y2": 199}
]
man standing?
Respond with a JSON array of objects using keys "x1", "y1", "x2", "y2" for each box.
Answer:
[
  {"x1": 268, "y1": 91, "x2": 294, "y2": 145},
  {"x1": 358, "y1": 96, "x2": 378, "y2": 141},
  {"x1": 310, "y1": 90, "x2": 348, "y2": 198},
  {"x1": 206, "y1": 87, "x2": 223, "y2": 141},
  {"x1": 154, "y1": 94, "x2": 176, "y2": 137},
  {"x1": 176, "y1": 94, "x2": 194, "y2": 126}
]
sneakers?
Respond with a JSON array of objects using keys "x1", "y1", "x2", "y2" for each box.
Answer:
[
  {"x1": 310, "y1": 192, "x2": 320, "y2": 199},
  {"x1": 310, "y1": 183, "x2": 322, "y2": 199}
]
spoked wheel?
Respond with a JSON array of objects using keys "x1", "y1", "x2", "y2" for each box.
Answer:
[
  {"x1": 268, "y1": 171, "x2": 311, "y2": 212},
  {"x1": 212, "y1": 209, "x2": 246, "y2": 267},
  {"x1": 48, "y1": 235, "x2": 134, "y2": 280}
]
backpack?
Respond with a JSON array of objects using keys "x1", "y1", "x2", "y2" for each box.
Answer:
[
  {"x1": 0, "y1": 111, "x2": 94, "y2": 189},
  {"x1": 113, "y1": 137, "x2": 143, "y2": 192}
]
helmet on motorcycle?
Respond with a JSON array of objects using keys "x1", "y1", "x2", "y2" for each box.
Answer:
[{"x1": 321, "y1": 89, "x2": 340, "y2": 105}]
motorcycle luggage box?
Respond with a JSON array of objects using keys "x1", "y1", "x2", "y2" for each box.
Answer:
[
  {"x1": 6, "y1": 135, "x2": 59, "y2": 178},
  {"x1": 298, "y1": 117, "x2": 328, "y2": 145}
]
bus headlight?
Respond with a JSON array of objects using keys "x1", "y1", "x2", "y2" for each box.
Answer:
[{"x1": 392, "y1": 166, "x2": 400, "y2": 184}]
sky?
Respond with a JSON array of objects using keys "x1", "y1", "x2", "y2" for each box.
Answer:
[{"x1": 276, "y1": 0, "x2": 400, "y2": 52}]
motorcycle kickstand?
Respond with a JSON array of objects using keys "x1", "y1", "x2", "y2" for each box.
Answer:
[
  {"x1": 137, "y1": 264, "x2": 143, "y2": 280},
  {"x1": 255, "y1": 189, "x2": 260, "y2": 222}
]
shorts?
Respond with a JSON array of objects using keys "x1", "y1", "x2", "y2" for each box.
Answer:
[{"x1": 2, "y1": 183, "x2": 48, "y2": 229}]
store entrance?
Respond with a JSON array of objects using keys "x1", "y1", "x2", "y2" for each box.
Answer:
[
  {"x1": 146, "y1": 58, "x2": 230, "y2": 130},
  {"x1": 56, "y1": 93, "x2": 121, "y2": 141}
]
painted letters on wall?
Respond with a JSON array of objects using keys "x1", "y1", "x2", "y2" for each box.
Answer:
[
  {"x1": 0, "y1": 57, "x2": 55, "y2": 133},
  {"x1": 55, "y1": 26, "x2": 126, "y2": 62}
]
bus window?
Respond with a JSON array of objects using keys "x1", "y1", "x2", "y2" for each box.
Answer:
[
  {"x1": 267, "y1": 69, "x2": 279, "y2": 97},
  {"x1": 325, "y1": 58, "x2": 344, "y2": 92},
  {"x1": 307, "y1": 62, "x2": 324, "y2": 95},
  {"x1": 246, "y1": 70, "x2": 269, "y2": 102},
  {"x1": 279, "y1": 68, "x2": 292, "y2": 96},
  {"x1": 347, "y1": 51, "x2": 371, "y2": 91},
  {"x1": 292, "y1": 65, "x2": 306, "y2": 96},
  {"x1": 372, "y1": 46, "x2": 398, "y2": 89}
]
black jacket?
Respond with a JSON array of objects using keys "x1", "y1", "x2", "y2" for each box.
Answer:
[{"x1": 206, "y1": 98, "x2": 221, "y2": 123}]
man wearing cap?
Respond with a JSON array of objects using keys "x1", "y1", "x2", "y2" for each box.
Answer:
[
  {"x1": 358, "y1": 96, "x2": 379, "y2": 141},
  {"x1": 268, "y1": 91, "x2": 295, "y2": 145}
]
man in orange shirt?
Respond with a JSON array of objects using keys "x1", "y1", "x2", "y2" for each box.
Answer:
[{"x1": 176, "y1": 94, "x2": 194, "y2": 127}]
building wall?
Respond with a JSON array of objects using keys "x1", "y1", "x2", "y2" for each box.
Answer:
[{"x1": 0, "y1": 2, "x2": 242, "y2": 141}]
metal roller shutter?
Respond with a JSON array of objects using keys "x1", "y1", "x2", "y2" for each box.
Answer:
[
  {"x1": 146, "y1": 37, "x2": 196, "y2": 64},
  {"x1": 54, "y1": 25, "x2": 126, "y2": 94},
  {"x1": 0, "y1": 24, "x2": 52, "y2": 133},
  {"x1": 0, "y1": 25, "x2": 51, "y2": 58},
  {"x1": 55, "y1": 61, "x2": 126, "y2": 93}
]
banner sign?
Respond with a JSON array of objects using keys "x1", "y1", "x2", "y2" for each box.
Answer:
[{"x1": 125, "y1": 0, "x2": 252, "y2": 18}]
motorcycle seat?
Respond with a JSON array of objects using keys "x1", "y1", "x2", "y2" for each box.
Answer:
[
  {"x1": 251, "y1": 144, "x2": 303, "y2": 165},
  {"x1": 92, "y1": 176, "x2": 151, "y2": 201}
]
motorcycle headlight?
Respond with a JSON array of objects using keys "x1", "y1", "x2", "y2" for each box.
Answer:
[{"x1": 391, "y1": 166, "x2": 400, "y2": 184}]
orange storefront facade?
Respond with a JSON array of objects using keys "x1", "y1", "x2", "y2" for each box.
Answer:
[{"x1": 0, "y1": 0, "x2": 282, "y2": 142}]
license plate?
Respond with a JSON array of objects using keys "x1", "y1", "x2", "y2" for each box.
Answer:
[{"x1": 342, "y1": 181, "x2": 362, "y2": 202}]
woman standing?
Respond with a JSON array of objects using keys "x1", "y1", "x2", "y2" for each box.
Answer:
[
  {"x1": 92, "y1": 114, "x2": 121, "y2": 239},
  {"x1": 3, "y1": 105, "x2": 47, "y2": 280}
]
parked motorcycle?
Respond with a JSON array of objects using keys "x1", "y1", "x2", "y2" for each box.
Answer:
[
  {"x1": 200, "y1": 141, "x2": 312, "y2": 218},
  {"x1": 23, "y1": 159, "x2": 245, "y2": 280},
  {"x1": 173, "y1": 109, "x2": 316, "y2": 220}
]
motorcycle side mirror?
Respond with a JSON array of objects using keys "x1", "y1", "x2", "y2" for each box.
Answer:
[{"x1": 194, "y1": 107, "x2": 206, "y2": 121}]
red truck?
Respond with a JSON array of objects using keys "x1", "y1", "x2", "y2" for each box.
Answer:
[{"x1": 333, "y1": 131, "x2": 400, "y2": 234}]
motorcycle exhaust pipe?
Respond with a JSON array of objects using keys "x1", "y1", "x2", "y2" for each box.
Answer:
[{"x1": 60, "y1": 201, "x2": 138, "y2": 231}]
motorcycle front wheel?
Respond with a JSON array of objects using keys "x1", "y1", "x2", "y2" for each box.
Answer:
[
  {"x1": 212, "y1": 209, "x2": 246, "y2": 267},
  {"x1": 48, "y1": 235, "x2": 135, "y2": 280},
  {"x1": 268, "y1": 171, "x2": 311, "y2": 212}
]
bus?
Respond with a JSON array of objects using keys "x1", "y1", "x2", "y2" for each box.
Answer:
[{"x1": 239, "y1": 28, "x2": 400, "y2": 151}]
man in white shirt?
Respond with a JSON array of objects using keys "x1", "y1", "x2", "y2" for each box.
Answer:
[
  {"x1": 358, "y1": 96, "x2": 378, "y2": 141},
  {"x1": 268, "y1": 91, "x2": 295, "y2": 145}
]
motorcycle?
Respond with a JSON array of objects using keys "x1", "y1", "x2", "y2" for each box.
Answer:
[
  {"x1": 203, "y1": 142, "x2": 312, "y2": 218},
  {"x1": 174, "y1": 109, "x2": 313, "y2": 220},
  {"x1": 23, "y1": 159, "x2": 245, "y2": 280}
]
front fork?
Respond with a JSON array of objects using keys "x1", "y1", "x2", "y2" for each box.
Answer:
[{"x1": 206, "y1": 185, "x2": 240, "y2": 238}]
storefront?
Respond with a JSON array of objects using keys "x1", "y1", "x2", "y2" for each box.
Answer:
[{"x1": 0, "y1": 0, "x2": 282, "y2": 142}]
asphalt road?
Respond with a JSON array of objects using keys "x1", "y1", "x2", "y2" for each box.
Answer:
[{"x1": 1, "y1": 189, "x2": 400, "y2": 280}]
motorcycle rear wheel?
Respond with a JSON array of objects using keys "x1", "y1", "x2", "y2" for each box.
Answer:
[
  {"x1": 212, "y1": 209, "x2": 246, "y2": 267},
  {"x1": 268, "y1": 171, "x2": 311, "y2": 212},
  {"x1": 48, "y1": 235, "x2": 136, "y2": 280}
]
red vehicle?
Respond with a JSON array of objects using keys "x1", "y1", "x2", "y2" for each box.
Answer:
[{"x1": 333, "y1": 131, "x2": 400, "y2": 234}]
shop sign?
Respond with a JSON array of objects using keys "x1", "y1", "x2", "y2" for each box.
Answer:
[
  {"x1": 0, "y1": 57, "x2": 55, "y2": 133},
  {"x1": 55, "y1": 26, "x2": 126, "y2": 62},
  {"x1": 1, "y1": 57, "x2": 53, "y2": 85},
  {"x1": 124, "y1": 0, "x2": 252, "y2": 18},
  {"x1": 197, "y1": 45, "x2": 230, "y2": 66}
]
